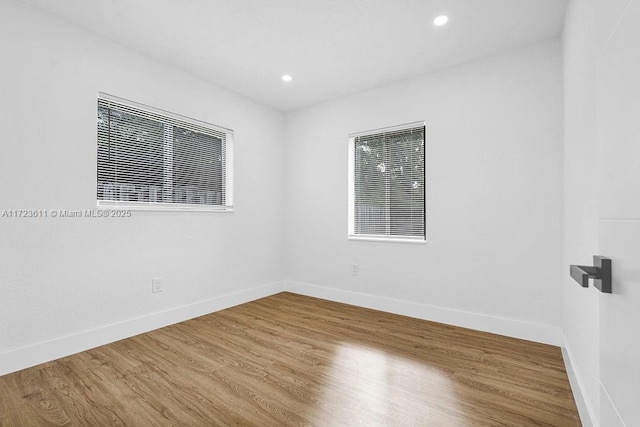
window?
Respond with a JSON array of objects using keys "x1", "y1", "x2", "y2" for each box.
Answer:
[
  {"x1": 97, "y1": 93, "x2": 233, "y2": 211},
  {"x1": 348, "y1": 122, "x2": 426, "y2": 242}
]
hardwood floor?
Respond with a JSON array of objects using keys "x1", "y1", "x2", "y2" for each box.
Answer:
[{"x1": 0, "y1": 293, "x2": 580, "y2": 426}]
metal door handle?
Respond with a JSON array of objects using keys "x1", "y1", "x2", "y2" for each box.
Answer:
[{"x1": 570, "y1": 256, "x2": 612, "y2": 293}]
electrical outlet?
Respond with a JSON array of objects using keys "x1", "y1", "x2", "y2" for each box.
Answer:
[
  {"x1": 152, "y1": 278, "x2": 162, "y2": 293},
  {"x1": 351, "y1": 264, "x2": 359, "y2": 276}
]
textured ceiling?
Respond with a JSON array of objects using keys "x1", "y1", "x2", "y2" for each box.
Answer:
[{"x1": 19, "y1": 0, "x2": 568, "y2": 112}]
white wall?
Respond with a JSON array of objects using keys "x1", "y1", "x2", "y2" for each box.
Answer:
[
  {"x1": 283, "y1": 40, "x2": 564, "y2": 344},
  {"x1": 0, "y1": 0, "x2": 285, "y2": 374},
  {"x1": 562, "y1": 0, "x2": 601, "y2": 424}
]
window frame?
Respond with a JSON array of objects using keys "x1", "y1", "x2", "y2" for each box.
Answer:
[
  {"x1": 347, "y1": 121, "x2": 427, "y2": 243},
  {"x1": 96, "y1": 93, "x2": 234, "y2": 212}
]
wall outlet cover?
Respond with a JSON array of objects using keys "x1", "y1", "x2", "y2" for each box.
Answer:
[{"x1": 152, "y1": 278, "x2": 162, "y2": 293}]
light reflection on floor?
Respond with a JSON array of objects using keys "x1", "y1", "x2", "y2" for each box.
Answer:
[{"x1": 317, "y1": 342, "x2": 465, "y2": 425}]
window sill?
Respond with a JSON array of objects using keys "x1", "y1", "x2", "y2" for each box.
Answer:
[
  {"x1": 97, "y1": 201, "x2": 234, "y2": 213},
  {"x1": 348, "y1": 235, "x2": 427, "y2": 244}
]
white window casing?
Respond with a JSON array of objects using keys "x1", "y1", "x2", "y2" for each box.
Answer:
[
  {"x1": 348, "y1": 121, "x2": 426, "y2": 242},
  {"x1": 97, "y1": 93, "x2": 233, "y2": 212}
]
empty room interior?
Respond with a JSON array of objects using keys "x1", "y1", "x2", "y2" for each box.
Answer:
[{"x1": 0, "y1": 0, "x2": 638, "y2": 425}]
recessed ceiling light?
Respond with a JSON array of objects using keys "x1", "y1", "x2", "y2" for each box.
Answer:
[
  {"x1": 434, "y1": 15, "x2": 449, "y2": 26},
  {"x1": 282, "y1": 74, "x2": 293, "y2": 82}
]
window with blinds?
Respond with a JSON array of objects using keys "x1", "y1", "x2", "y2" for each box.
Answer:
[
  {"x1": 348, "y1": 122, "x2": 426, "y2": 242},
  {"x1": 97, "y1": 94, "x2": 233, "y2": 211}
]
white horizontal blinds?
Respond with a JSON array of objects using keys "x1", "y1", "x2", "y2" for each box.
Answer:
[
  {"x1": 173, "y1": 126, "x2": 224, "y2": 205},
  {"x1": 353, "y1": 125, "x2": 425, "y2": 239},
  {"x1": 97, "y1": 102, "x2": 164, "y2": 204},
  {"x1": 97, "y1": 96, "x2": 231, "y2": 208}
]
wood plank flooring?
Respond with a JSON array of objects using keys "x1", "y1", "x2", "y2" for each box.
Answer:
[{"x1": 0, "y1": 292, "x2": 581, "y2": 426}]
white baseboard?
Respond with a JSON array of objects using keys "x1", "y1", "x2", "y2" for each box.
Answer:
[
  {"x1": 600, "y1": 382, "x2": 625, "y2": 427},
  {"x1": 561, "y1": 337, "x2": 597, "y2": 427},
  {"x1": 0, "y1": 281, "x2": 284, "y2": 377},
  {"x1": 1, "y1": 280, "x2": 563, "y2": 378},
  {"x1": 284, "y1": 281, "x2": 562, "y2": 346}
]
